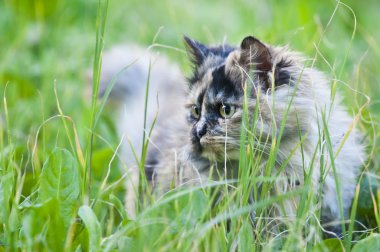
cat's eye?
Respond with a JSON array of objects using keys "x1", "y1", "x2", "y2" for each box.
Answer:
[
  {"x1": 191, "y1": 105, "x2": 200, "y2": 119},
  {"x1": 219, "y1": 104, "x2": 236, "y2": 119}
]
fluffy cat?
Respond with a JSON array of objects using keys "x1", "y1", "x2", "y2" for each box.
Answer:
[
  {"x1": 144, "y1": 36, "x2": 365, "y2": 236},
  {"x1": 98, "y1": 36, "x2": 365, "y2": 236}
]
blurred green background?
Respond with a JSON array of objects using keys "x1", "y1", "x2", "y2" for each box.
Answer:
[{"x1": 1, "y1": 0, "x2": 379, "y2": 176}]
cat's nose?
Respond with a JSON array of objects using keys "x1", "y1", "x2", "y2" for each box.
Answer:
[{"x1": 197, "y1": 122, "x2": 207, "y2": 139}]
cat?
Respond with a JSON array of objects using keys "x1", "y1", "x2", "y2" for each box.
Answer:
[
  {"x1": 144, "y1": 35, "x2": 365, "y2": 236},
  {"x1": 97, "y1": 36, "x2": 365, "y2": 237}
]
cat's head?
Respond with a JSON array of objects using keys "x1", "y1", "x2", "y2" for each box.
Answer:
[{"x1": 183, "y1": 35, "x2": 302, "y2": 161}]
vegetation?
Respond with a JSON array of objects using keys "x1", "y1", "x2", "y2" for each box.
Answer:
[{"x1": 0, "y1": 0, "x2": 379, "y2": 251}]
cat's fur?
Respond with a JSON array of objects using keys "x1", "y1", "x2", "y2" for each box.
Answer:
[
  {"x1": 99, "y1": 36, "x2": 365, "y2": 235},
  {"x1": 95, "y1": 44, "x2": 185, "y2": 217}
]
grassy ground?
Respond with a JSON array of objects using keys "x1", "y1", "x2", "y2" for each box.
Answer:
[{"x1": 1, "y1": 0, "x2": 380, "y2": 251}]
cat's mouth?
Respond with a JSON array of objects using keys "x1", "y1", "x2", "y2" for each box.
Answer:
[
  {"x1": 198, "y1": 137, "x2": 239, "y2": 160},
  {"x1": 199, "y1": 136, "x2": 219, "y2": 150}
]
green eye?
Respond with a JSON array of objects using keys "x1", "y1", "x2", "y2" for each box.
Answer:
[
  {"x1": 191, "y1": 105, "x2": 200, "y2": 119},
  {"x1": 219, "y1": 104, "x2": 235, "y2": 119}
]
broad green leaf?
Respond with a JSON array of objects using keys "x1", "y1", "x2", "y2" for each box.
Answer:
[
  {"x1": 352, "y1": 234, "x2": 380, "y2": 252},
  {"x1": 118, "y1": 236, "x2": 138, "y2": 251},
  {"x1": 238, "y1": 220, "x2": 254, "y2": 252},
  {"x1": 78, "y1": 206, "x2": 101, "y2": 252},
  {"x1": 312, "y1": 238, "x2": 344, "y2": 252},
  {"x1": 109, "y1": 194, "x2": 129, "y2": 221},
  {"x1": 358, "y1": 174, "x2": 380, "y2": 214},
  {"x1": 39, "y1": 148, "x2": 80, "y2": 225}
]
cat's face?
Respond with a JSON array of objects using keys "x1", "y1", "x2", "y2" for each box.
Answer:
[
  {"x1": 184, "y1": 36, "x2": 295, "y2": 161},
  {"x1": 186, "y1": 64, "x2": 244, "y2": 160},
  {"x1": 183, "y1": 36, "x2": 265, "y2": 160}
]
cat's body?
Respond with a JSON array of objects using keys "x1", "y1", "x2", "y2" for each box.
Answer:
[
  {"x1": 99, "y1": 36, "x2": 365, "y2": 236},
  {"x1": 96, "y1": 44, "x2": 185, "y2": 216}
]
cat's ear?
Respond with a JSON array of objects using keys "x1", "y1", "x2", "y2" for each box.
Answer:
[
  {"x1": 239, "y1": 36, "x2": 272, "y2": 73},
  {"x1": 183, "y1": 35, "x2": 209, "y2": 65}
]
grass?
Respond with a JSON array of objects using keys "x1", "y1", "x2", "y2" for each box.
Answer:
[{"x1": 1, "y1": 0, "x2": 380, "y2": 251}]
